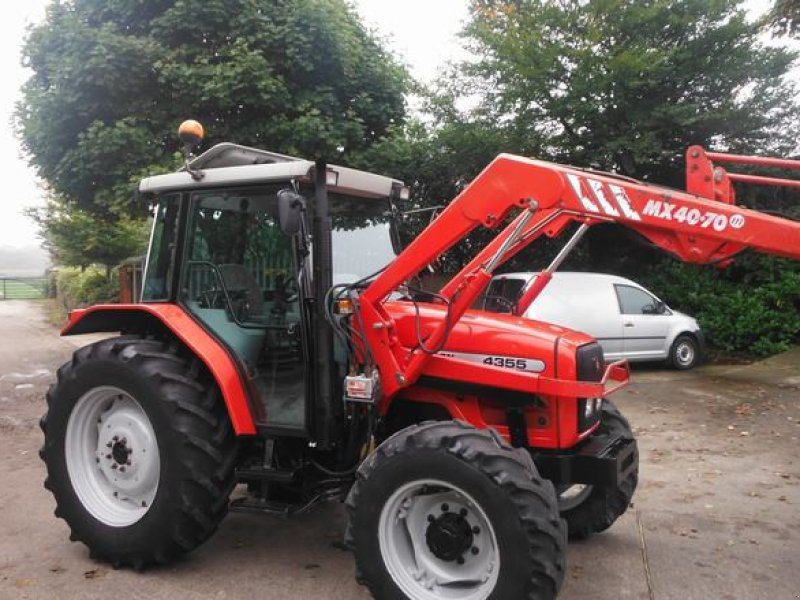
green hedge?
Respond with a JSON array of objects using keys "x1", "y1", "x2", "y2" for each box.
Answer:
[
  {"x1": 56, "y1": 267, "x2": 120, "y2": 312},
  {"x1": 640, "y1": 255, "x2": 800, "y2": 356}
]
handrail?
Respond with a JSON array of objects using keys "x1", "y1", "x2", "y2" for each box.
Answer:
[
  {"x1": 686, "y1": 145, "x2": 800, "y2": 203},
  {"x1": 705, "y1": 150, "x2": 800, "y2": 171}
]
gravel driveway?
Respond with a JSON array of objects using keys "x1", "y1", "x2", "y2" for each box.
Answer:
[{"x1": 0, "y1": 300, "x2": 797, "y2": 599}]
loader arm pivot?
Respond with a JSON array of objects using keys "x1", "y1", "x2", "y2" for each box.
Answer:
[{"x1": 359, "y1": 151, "x2": 800, "y2": 399}]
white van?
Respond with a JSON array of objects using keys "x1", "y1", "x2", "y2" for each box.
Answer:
[{"x1": 481, "y1": 272, "x2": 704, "y2": 369}]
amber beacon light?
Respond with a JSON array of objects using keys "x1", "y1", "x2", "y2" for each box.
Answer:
[{"x1": 178, "y1": 119, "x2": 205, "y2": 180}]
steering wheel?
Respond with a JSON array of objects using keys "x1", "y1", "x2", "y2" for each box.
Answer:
[{"x1": 198, "y1": 288, "x2": 227, "y2": 310}]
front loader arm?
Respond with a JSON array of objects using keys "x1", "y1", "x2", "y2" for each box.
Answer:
[{"x1": 359, "y1": 152, "x2": 800, "y2": 399}]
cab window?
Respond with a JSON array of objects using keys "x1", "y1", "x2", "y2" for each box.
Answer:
[{"x1": 142, "y1": 194, "x2": 181, "y2": 302}]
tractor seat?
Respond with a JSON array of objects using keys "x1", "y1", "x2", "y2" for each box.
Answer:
[{"x1": 218, "y1": 264, "x2": 264, "y2": 321}]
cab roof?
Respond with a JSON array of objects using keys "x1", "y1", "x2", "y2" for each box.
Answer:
[{"x1": 139, "y1": 142, "x2": 404, "y2": 200}]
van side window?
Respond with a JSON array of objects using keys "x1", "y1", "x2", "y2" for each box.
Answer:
[{"x1": 615, "y1": 285, "x2": 659, "y2": 315}]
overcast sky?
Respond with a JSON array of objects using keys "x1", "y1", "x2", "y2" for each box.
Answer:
[{"x1": 0, "y1": 0, "x2": 778, "y2": 250}]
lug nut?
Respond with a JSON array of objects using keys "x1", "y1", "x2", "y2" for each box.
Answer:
[
  {"x1": 105, "y1": 454, "x2": 112, "y2": 460},
  {"x1": 113, "y1": 491, "x2": 118, "y2": 498},
  {"x1": 456, "y1": 557, "x2": 464, "y2": 565},
  {"x1": 427, "y1": 515, "x2": 435, "y2": 523},
  {"x1": 119, "y1": 466, "x2": 126, "y2": 472},
  {"x1": 459, "y1": 508, "x2": 467, "y2": 517},
  {"x1": 472, "y1": 526, "x2": 480, "y2": 535},
  {"x1": 441, "y1": 503, "x2": 449, "y2": 512},
  {"x1": 112, "y1": 435, "x2": 119, "y2": 442},
  {"x1": 111, "y1": 464, "x2": 118, "y2": 470},
  {"x1": 471, "y1": 546, "x2": 479, "y2": 555},
  {"x1": 141, "y1": 501, "x2": 147, "y2": 508},
  {"x1": 106, "y1": 441, "x2": 112, "y2": 448}
]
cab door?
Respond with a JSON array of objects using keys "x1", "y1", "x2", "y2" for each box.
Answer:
[
  {"x1": 614, "y1": 284, "x2": 671, "y2": 360},
  {"x1": 180, "y1": 187, "x2": 308, "y2": 433}
]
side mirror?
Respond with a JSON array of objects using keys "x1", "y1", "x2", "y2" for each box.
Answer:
[
  {"x1": 655, "y1": 300, "x2": 667, "y2": 314},
  {"x1": 277, "y1": 189, "x2": 305, "y2": 235}
]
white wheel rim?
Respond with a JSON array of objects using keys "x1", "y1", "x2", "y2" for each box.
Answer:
[
  {"x1": 65, "y1": 386, "x2": 160, "y2": 527},
  {"x1": 676, "y1": 342, "x2": 694, "y2": 366},
  {"x1": 378, "y1": 479, "x2": 500, "y2": 600}
]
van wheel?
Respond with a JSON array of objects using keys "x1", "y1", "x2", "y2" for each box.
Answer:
[{"x1": 669, "y1": 334, "x2": 698, "y2": 370}]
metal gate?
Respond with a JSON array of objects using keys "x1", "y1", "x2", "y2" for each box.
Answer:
[{"x1": 0, "y1": 277, "x2": 49, "y2": 300}]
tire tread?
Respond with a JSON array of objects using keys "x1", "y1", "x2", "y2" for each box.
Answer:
[{"x1": 39, "y1": 335, "x2": 238, "y2": 568}]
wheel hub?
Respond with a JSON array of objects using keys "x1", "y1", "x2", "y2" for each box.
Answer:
[
  {"x1": 378, "y1": 480, "x2": 499, "y2": 599},
  {"x1": 426, "y1": 509, "x2": 474, "y2": 562},
  {"x1": 111, "y1": 438, "x2": 132, "y2": 465},
  {"x1": 94, "y1": 402, "x2": 159, "y2": 500},
  {"x1": 678, "y1": 343, "x2": 693, "y2": 363}
]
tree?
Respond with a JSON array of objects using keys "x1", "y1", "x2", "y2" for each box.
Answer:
[
  {"x1": 25, "y1": 201, "x2": 149, "y2": 271},
  {"x1": 766, "y1": 0, "x2": 800, "y2": 35},
  {"x1": 17, "y1": 0, "x2": 408, "y2": 269},
  {"x1": 457, "y1": 0, "x2": 799, "y2": 185}
]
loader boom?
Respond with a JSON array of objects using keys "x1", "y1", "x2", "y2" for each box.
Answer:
[{"x1": 359, "y1": 150, "x2": 800, "y2": 399}]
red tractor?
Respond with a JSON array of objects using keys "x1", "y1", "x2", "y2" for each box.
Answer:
[{"x1": 41, "y1": 121, "x2": 800, "y2": 599}]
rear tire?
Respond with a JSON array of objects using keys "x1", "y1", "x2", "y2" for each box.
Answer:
[
  {"x1": 346, "y1": 421, "x2": 566, "y2": 600},
  {"x1": 558, "y1": 400, "x2": 638, "y2": 541},
  {"x1": 40, "y1": 336, "x2": 238, "y2": 568},
  {"x1": 669, "y1": 334, "x2": 699, "y2": 370}
]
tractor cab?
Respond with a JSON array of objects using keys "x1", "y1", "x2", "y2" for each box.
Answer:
[{"x1": 139, "y1": 142, "x2": 406, "y2": 435}]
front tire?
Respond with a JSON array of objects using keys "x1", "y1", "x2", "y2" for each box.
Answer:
[
  {"x1": 346, "y1": 421, "x2": 566, "y2": 600},
  {"x1": 40, "y1": 336, "x2": 238, "y2": 568},
  {"x1": 558, "y1": 400, "x2": 638, "y2": 540},
  {"x1": 669, "y1": 334, "x2": 699, "y2": 370}
]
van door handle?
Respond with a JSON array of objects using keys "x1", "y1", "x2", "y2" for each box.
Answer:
[{"x1": 624, "y1": 322, "x2": 634, "y2": 327}]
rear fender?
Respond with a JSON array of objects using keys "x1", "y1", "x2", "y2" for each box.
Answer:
[{"x1": 62, "y1": 304, "x2": 256, "y2": 435}]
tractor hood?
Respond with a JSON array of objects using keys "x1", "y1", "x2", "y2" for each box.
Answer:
[{"x1": 384, "y1": 300, "x2": 596, "y2": 377}]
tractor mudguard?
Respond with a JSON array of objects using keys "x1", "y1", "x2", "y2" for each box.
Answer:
[{"x1": 61, "y1": 303, "x2": 256, "y2": 435}]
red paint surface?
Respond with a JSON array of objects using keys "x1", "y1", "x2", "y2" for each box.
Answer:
[{"x1": 63, "y1": 304, "x2": 256, "y2": 435}]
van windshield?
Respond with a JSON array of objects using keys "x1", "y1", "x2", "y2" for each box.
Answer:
[{"x1": 482, "y1": 277, "x2": 526, "y2": 313}]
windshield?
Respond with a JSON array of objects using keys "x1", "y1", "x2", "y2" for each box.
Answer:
[
  {"x1": 329, "y1": 193, "x2": 396, "y2": 284},
  {"x1": 482, "y1": 277, "x2": 526, "y2": 313}
]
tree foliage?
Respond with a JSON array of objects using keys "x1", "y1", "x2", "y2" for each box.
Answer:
[
  {"x1": 766, "y1": 0, "x2": 800, "y2": 36},
  {"x1": 456, "y1": 0, "x2": 798, "y2": 185},
  {"x1": 18, "y1": 0, "x2": 408, "y2": 269},
  {"x1": 25, "y1": 201, "x2": 149, "y2": 270}
]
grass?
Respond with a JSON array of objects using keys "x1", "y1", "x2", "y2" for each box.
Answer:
[{"x1": 0, "y1": 278, "x2": 48, "y2": 300}]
